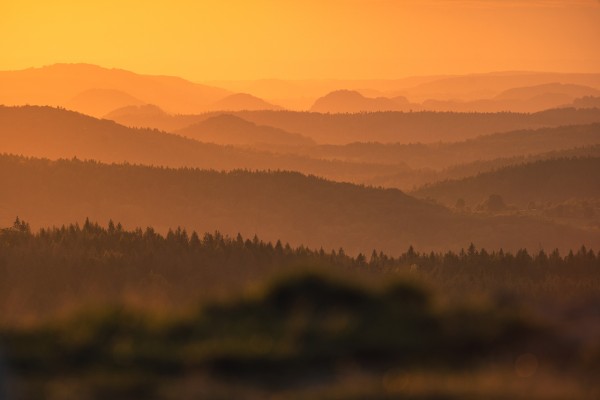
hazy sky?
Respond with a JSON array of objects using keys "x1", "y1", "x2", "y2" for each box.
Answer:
[{"x1": 1, "y1": 0, "x2": 599, "y2": 80}]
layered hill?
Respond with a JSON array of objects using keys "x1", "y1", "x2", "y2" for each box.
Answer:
[
  {"x1": 104, "y1": 107, "x2": 600, "y2": 145},
  {"x1": 177, "y1": 114, "x2": 314, "y2": 146},
  {"x1": 0, "y1": 105, "x2": 409, "y2": 184},
  {"x1": 0, "y1": 154, "x2": 596, "y2": 254},
  {"x1": 212, "y1": 72, "x2": 600, "y2": 110}
]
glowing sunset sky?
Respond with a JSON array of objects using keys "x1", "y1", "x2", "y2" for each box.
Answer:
[{"x1": 1, "y1": 0, "x2": 599, "y2": 80}]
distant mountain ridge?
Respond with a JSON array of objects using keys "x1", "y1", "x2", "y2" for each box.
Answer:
[{"x1": 3, "y1": 65, "x2": 600, "y2": 116}]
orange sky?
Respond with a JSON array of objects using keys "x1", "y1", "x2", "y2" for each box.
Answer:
[{"x1": 1, "y1": 0, "x2": 599, "y2": 80}]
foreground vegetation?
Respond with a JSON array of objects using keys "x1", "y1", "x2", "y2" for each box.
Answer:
[{"x1": 1, "y1": 220, "x2": 599, "y2": 398}]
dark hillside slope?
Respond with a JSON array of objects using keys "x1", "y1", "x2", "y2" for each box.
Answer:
[{"x1": 0, "y1": 155, "x2": 596, "y2": 254}]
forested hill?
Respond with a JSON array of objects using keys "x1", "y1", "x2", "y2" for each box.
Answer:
[
  {"x1": 0, "y1": 154, "x2": 596, "y2": 253},
  {"x1": 413, "y1": 157, "x2": 600, "y2": 208}
]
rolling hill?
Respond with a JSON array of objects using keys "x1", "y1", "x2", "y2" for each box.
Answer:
[
  {"x1": 176, "y1": 114, "x2": 314, "y2": 146},
  {"x1": 210, "y1": 72, "x2": 600, "y2": 110},
  {"x1": 0, "y1": 154, "x2": 596, "y2": 254},
  {"x1": 0, "y1": 105, "x2": 411, "y2": 185}
]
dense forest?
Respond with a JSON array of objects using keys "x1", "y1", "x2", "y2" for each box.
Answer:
[{"x1": 1, "y1": 218, "x2": 598, "y2": 322}]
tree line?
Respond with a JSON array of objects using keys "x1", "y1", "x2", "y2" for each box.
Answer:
[{"x1": 1, "y1": 217, "x2": 598, "y2": 323}]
